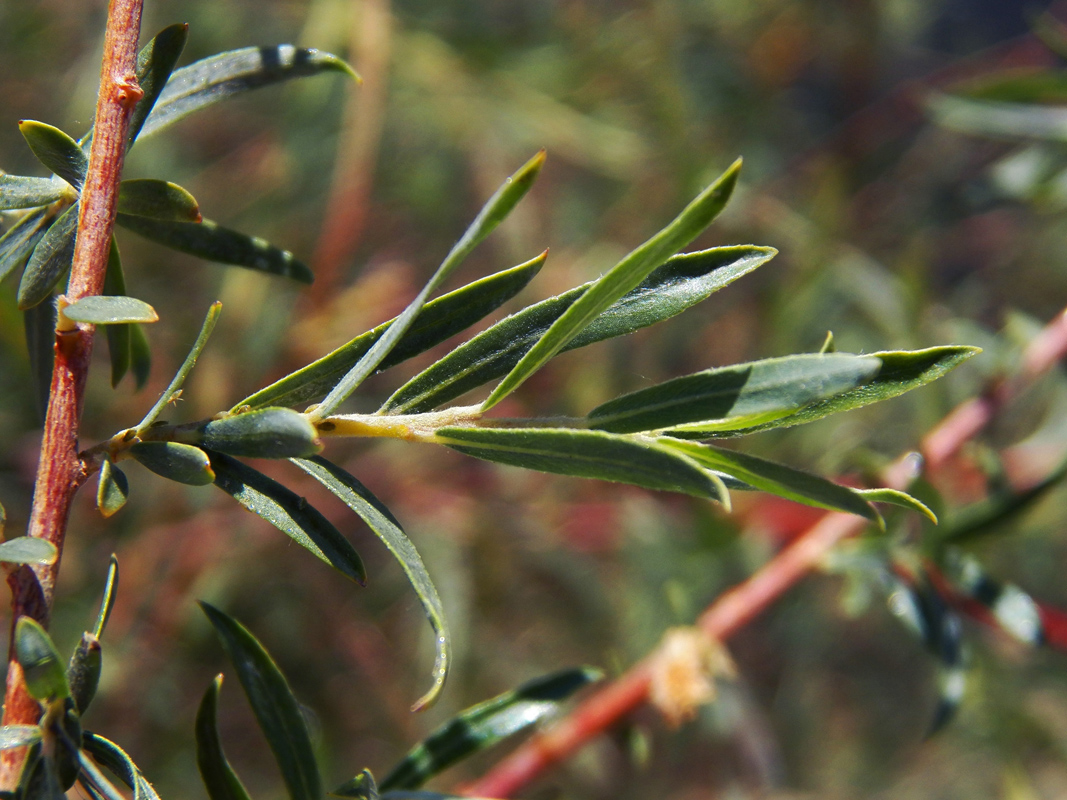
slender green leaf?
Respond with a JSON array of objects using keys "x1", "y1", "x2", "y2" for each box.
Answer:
[
  {"x1": 384, "y1": 245, "x2": 775, "y2": 414},
  {"x1": 0, "y1": 726, "x2": 42, "y2": 749},
  {"x1": 313, "y1": 151, "x2": 545, "y2": 419},
  {"x1": 14, "y1": 617, "x2": 69, "y2": 702},
  {"x1": 589, "y1": 353, "x2": 881, "y2": 435},
  {"x1": 332, "y1": 770, "x2": 378, "y2": 799},
  {"x1": 18, "y1": 201, "x2": 78, "y2": 309},
  {"x1": 78, "y1": 749, "x2": 131, "y2": 800},
  {"x1": 127, "y1": 24, "x2": 190, "y2": 146},
  {"x1": 201, "y1": 603, "x2": 322, "y2": 800},
  {"x1": 92, "y1": 555, "x2": 119, "y2": 641},
  {"x1": 0, "y1": 207, "x2": 54, "y2": 284},
  {"x1": 435, "y1": 426, "x2": 729, "y2": 505},
  {"x1": 81, "y1": 732, "x2": 160, "y2": 800},
  {"x1": 0, "y1": 538, "x2": 57, "y2": 565},
  {"x1": 0, "y1": 176, "x2": 66, "y2": 210},
  {"x1": 483, "y1": 159, "x2": 741, "y2": 410},
  {"x1": 117, "y1": 180, "x2": 200, "y2": 222},
  {"x1": 928, "y1": 92, "x2": 1067, "y2": 142},
  {"x1": 292, "y1": 457, "x2": 449, "y2": 711},
  {"x1": 184, "y1": 408, "x2": 321, "y2": 459},
  {"x1": 661, "y1": 440, "x2": 879, "y2": 523},
  {"x1": 665, "y1": 347, "x2": 982, "y2": 438},
  {"x1": 67, "y1": 634, "x2": 102, "y2": 715},
  {"x1": 379, "y1": 667, "x2": 601, "y2": 791},
  {"x1": 948, "y1": 69, "x2": 1067, "y2": 104},
  {"x1": 18, "y1": 122, "x2": 87, "y2": 190},
  {"x1": 129, "y1": 442, "x2": 216, "y2": 486},
  {"x1": 196, "y1": 675, "x2": 254, "y2": 800},
  {"x1": 856, "y1": 488, "x2": 937, "y2": 523},
  {"x1": 238, "y1": 251, "x2": 547, "y2": 412},
  {"x1": 208, "y1": 451, "x2": 366, "y2": 584},
  {"x1": 103, "y1": 238, "x2": 131, "y2": 387},
  {"x1": 62, "y1": 296, "x2": 158, "y2": 325},
  {"x1": 820, "y1": 331, "x2": 836, "y2": 354},
  {"x1": 140, "y1": 45, "x2": 357, "y2": 140},
  {"x1": 137, "y1": 302, "x2": 221, "y2": 430},
  {"x1": 116, "y1": 215, "x2": 312, "y2": 283},
  {"x1": 129, "y1": 323, "x2": 152, "y2": 390},
  {"x1": 23, "y1": 295, "x2": 56, "y2": 422}
]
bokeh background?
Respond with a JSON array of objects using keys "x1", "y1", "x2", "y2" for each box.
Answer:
[{"x1": 4, "y1": 0, "x2": 1067, "y2": 797}]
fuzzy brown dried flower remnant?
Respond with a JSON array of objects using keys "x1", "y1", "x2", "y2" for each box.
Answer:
[{"x1": 647, "y1": 626, "x2": 736, "y2": 728}]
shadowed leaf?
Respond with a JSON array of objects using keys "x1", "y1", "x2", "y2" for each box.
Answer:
[
  {"x1": 14, "y1": 617, "x2": 69, "y2": 702},
  {"x1": 19, "y1": 121, "x2": 87, "y2": 190},
  {"x1": 0, "y1": 175, "x2": 66, "y2": 210},
  {"x1": 384, "y1": 246, "x2": 775, "y2": 414},
  {"x1": 129, "y1": 323, "x2": 152, "y2": 390},
  {"x1": 127, "y1": 24, "x2": 189, "y2": 146},
  {"x1": 18, "y1": 201, "x2": 78, "y2": 309},
  {"x1": 196, "y1": 675, "x2": 254, "y2": 800},
  {"x1": 201, "y1": 603, "x2": 322, "y2": 800},
  {"x1": 103, "y1": 238, "x2": 131, "y2": 386},
  {"x1": 67, "y1": 634, "x2": 101, "y2": 715},
  {"x1": 63, "y1": 296, "x2": 158, "y2": 325},
  {"x1": 208, "y1": 451, "x2": 365, "y2": 584},
  {"x1": 293, "y1": 457, "x2": 449, "y2": 711},
  {"x1": 23, "y1": 296, "x2": 56, "y2": 421},
  {"x1": 81, "y1": 733, "x2": 160, "y2": 800},
  {"x1": 117, "y1": 180, "x2": 200, "y2": 222},
  {"x1": 0, "y1": 207, "x2": 54, "y2": 284}
]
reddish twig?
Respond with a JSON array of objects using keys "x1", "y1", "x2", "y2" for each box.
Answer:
[
  {"x1": 0, "y1": 0, "x2": 143, "y2": 786},
  {"x1": 464, "y1": 311, "x2": 1067, "y2": 798}
]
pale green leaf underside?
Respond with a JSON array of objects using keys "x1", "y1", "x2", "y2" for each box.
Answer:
[
  {"x1": 589, "y1": 353, "x2": 882, "y2": 434},
  {"x1": 0, "y1": 725, "x2": 42, "y2": 749},
  {"x1": 63, "y1": 295, "x2": 159, "y2": 325},
  {"x1": 379, "y1": 667, "x2": 601, "y2": 791},
  {"x1": 292, "y1": 457, "x2": 449, "y2": 711},
  {"x1": 856, "y1": 488, "x2": 938, "y2": 523},
  {"x1": 435, "y1": 426, "x2": 729, "y2": 505},
  {"x1": 238, "y1": 252, "x2": 546, "y2": 412},
  {"x1": 482, "y1": 158, "x2": 742, "y2": 410},
  {"x1": 384, "y1": 245, "x2": 776, "y2": 414},
  {"x1": 0, "y1": 537, "x2": 57, "y2": 565},
  {"x1": 117, "y1": 179, "x2": 200, "y2": 222},
  {"x1": 195, "y1": 676, "x2": 255, "y2": 800},
  {"x1": 0, "y1": 175, "x2": 66, "y2": 210},
  {"x1": 201, "y1": 603, "x2": 323, "y2": 800}
]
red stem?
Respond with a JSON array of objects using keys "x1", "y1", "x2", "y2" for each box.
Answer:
[{"x1": 0, "y1": 0, "x2": 143, "y2": 786}]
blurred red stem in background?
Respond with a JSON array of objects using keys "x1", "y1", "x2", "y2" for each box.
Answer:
[{"x1": 464, "y1": 307, "x2": 1067, "y2": 798}]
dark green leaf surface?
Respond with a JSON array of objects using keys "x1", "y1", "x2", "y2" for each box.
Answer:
[
  {"x1": 0, "y1": 207, "x2": 54, "y2": 284},
  {"x1": 187, "y1": 408, "x2": 321, "y2": 459},
  {"x1": 82, "y1": 732, "x2": 160, "y2": 800},
  {"x1": 661, "y1": 440, "x2": 879, "y2": 522},
  {"x1": 103, "y1": 238, "x2": 131, "y2": 387},
  {"x1": 0, "y1": 175, "x2": 66, "y2": 210},
  {"x1": 116, "y1": 215, "x2": 312, "y2": 283},
  {"x1": 63, "y1": 296, "x2": 158, "y2": 325},
  {"x1": 14, "y1": 617, "x2": 69, "y2": 702},
  {"x1": 380, "y1": 667, "x2": 601, "y2": 791},
  {"x1": 127, "y1": 24, "x2": 189, "y2": 146},
  {"x1": 18, "y1": 121, "x2": 87, "y2": 190},
  {"x1": 208, "y1": 451, "x2": 365, "y2": 584},
  {"x1": 116, "y1": 180, "x2": 200, "y2": 222},
  {"x1": 856, "y1": 488, "x2": 937, "y2": 523},
  {"x1": 140, "y1": 45, "x2": 357, "y2": 140},
  {"x1": 313, "y1": 152, "x2": 545, "y2": 419},
  {"x1": 129, "y1": 323, "x2": 152, "y2": 390},
  {"x1": 23, "y1": 295, "x2": 56, "y2": 420},
  {"x1": 666, "y1": 347, "x2": 982, "y2": 438},
  {"x1": 948, "y1": 69, "x2": 1067, "y2": 104},
  {"x1": 293, "y1": 457, "x2": 449, "y2": 710},
  {"x1": 589, "y1": 353, "x2": 882, "y2": 434},
  {"x1": 18, "y1": 201, "x2": 78, "y2": 309},
  {"x1": 483, "y1": 159, "x2": 742, "y2": 409},
  {"x1": 129, "y1": 442, "x2": 216, "y2": 486},
  {"x1": 238, "y1": 252, "x2": 546, "y2": 411},
  {"x1": 196, "y1": 675, "x2": 254, "y2": 800},
  {"x1": 435, "y1": 427, "x2": 729, "y2": 504},
  {"x1": 67, "y1": 634, "x2": 102, "y2": 715},
  {"x1": 0, "y1": 538, "x2": 56, "y2": 565},
  {"x1": 384, "y1": 245, "x2": 776, "y2": 414},
  {"x1": 93, "y1": 555, "x2": 119, "y2": 640},
  {"x1": 201, "y1": 603, "x2": 322, "y2": 800},
  {"x1": 97, "y1": 460, "x2": 130, "y2": 517},
  {"x1": 0, "y1": 726, "x2": 42, "y2": 749}
]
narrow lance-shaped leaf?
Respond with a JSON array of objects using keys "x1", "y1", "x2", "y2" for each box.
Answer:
[
  {"x1": 81, "y1": 732, "x2": 161, "y2": 800},
  {"x1": 19, "y1": 121, "x2": 87, "y2": 190},
  {"x1": 0, "y1": 206, "x2": 55, "y2": 284},
  {"x1": 137, "y1": 302, "x2": 221, "y2": 430},
  {"x1": 201, "y1": 603, "x2": 322, "y2": 800},
  {"x1": 0, "y1": 538, "x2": 57, "y2": 565},
  {"x1": 129, "y1": 322, "x2": 152, "y2": 390},
  {"x1": 78, "y1": 749, "x2": 132, "y2": 800},
  {"x1": 664, "y1": 346, "x2": 983, "y2": 439},
  {"x1": 126, "y1": 24, "x2": 190, "y2": 146},
  {"x1": 434, "y1": 426, "x2": 730, "y2": 506},
  {"x1": 237, "y1": 251, "x2": 547, "y2": 412},
  {"x1": 103, "y1": 237, "x2": 131, "y2": 387},
  {"x1": 14, "y1": 617, "x2": 69, "y2": 702},
  {"x1": 128, "y1": 442, "x2": 216, "y2": 486},
  {"x1": 588, "y1": 353, "x2": 882, "y2": 435},
  {"x1": 208, "y1": 451, "x2": 366, "y2": 584},
  {"x1": 116, "y1": 180, "x2": 200, "y2": 222},
  {"x1": 312, "y1": 152, "x2": 546, "y2": 420},
  {"x1": 23, "y1": 293, "x2": 57, "y2": 420},
  {"x1": 856, "y1": 488, "x2": 937, "y2": 523},
  {"x1": 660, "y1": 439, "x2": 880, "y2": 524},
  {"x1": 140, "y1": 44, "x2": 358, "y2": 140},
  {"x1": 93, "y1": 555, "x2": 119, "y2": 641},
  {"x1": 62, "y1": 296, "x2": 159, "y2": 325},
  {"x1": 292, "y1": 457, "x2": 449, "y2": 711},
  {"x1": 378, "y1": 667, "x2": 601, "y2": 791},
  {"x1": 483, "y1": 159, "x2": 742, "y2": 410},
  {"x1": 0, "y1": 175, "x2": 67, "y2": 210},
  {"x1": 384, "y1": 245, "x2": 776, "y2": 414},
  {"x1": 116, "y1": 215, "x2": 313, "y2": 283},
  {"x1": 18, "y1": 200, "x2": 79, "y2": 309},
  {"x1": 196, "y1": 675, "x2": 254, "y2": 800}
]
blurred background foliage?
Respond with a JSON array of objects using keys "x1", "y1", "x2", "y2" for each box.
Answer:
[{"x1": 4, "y1": 0, "x2": 1067, "y2": 797}]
